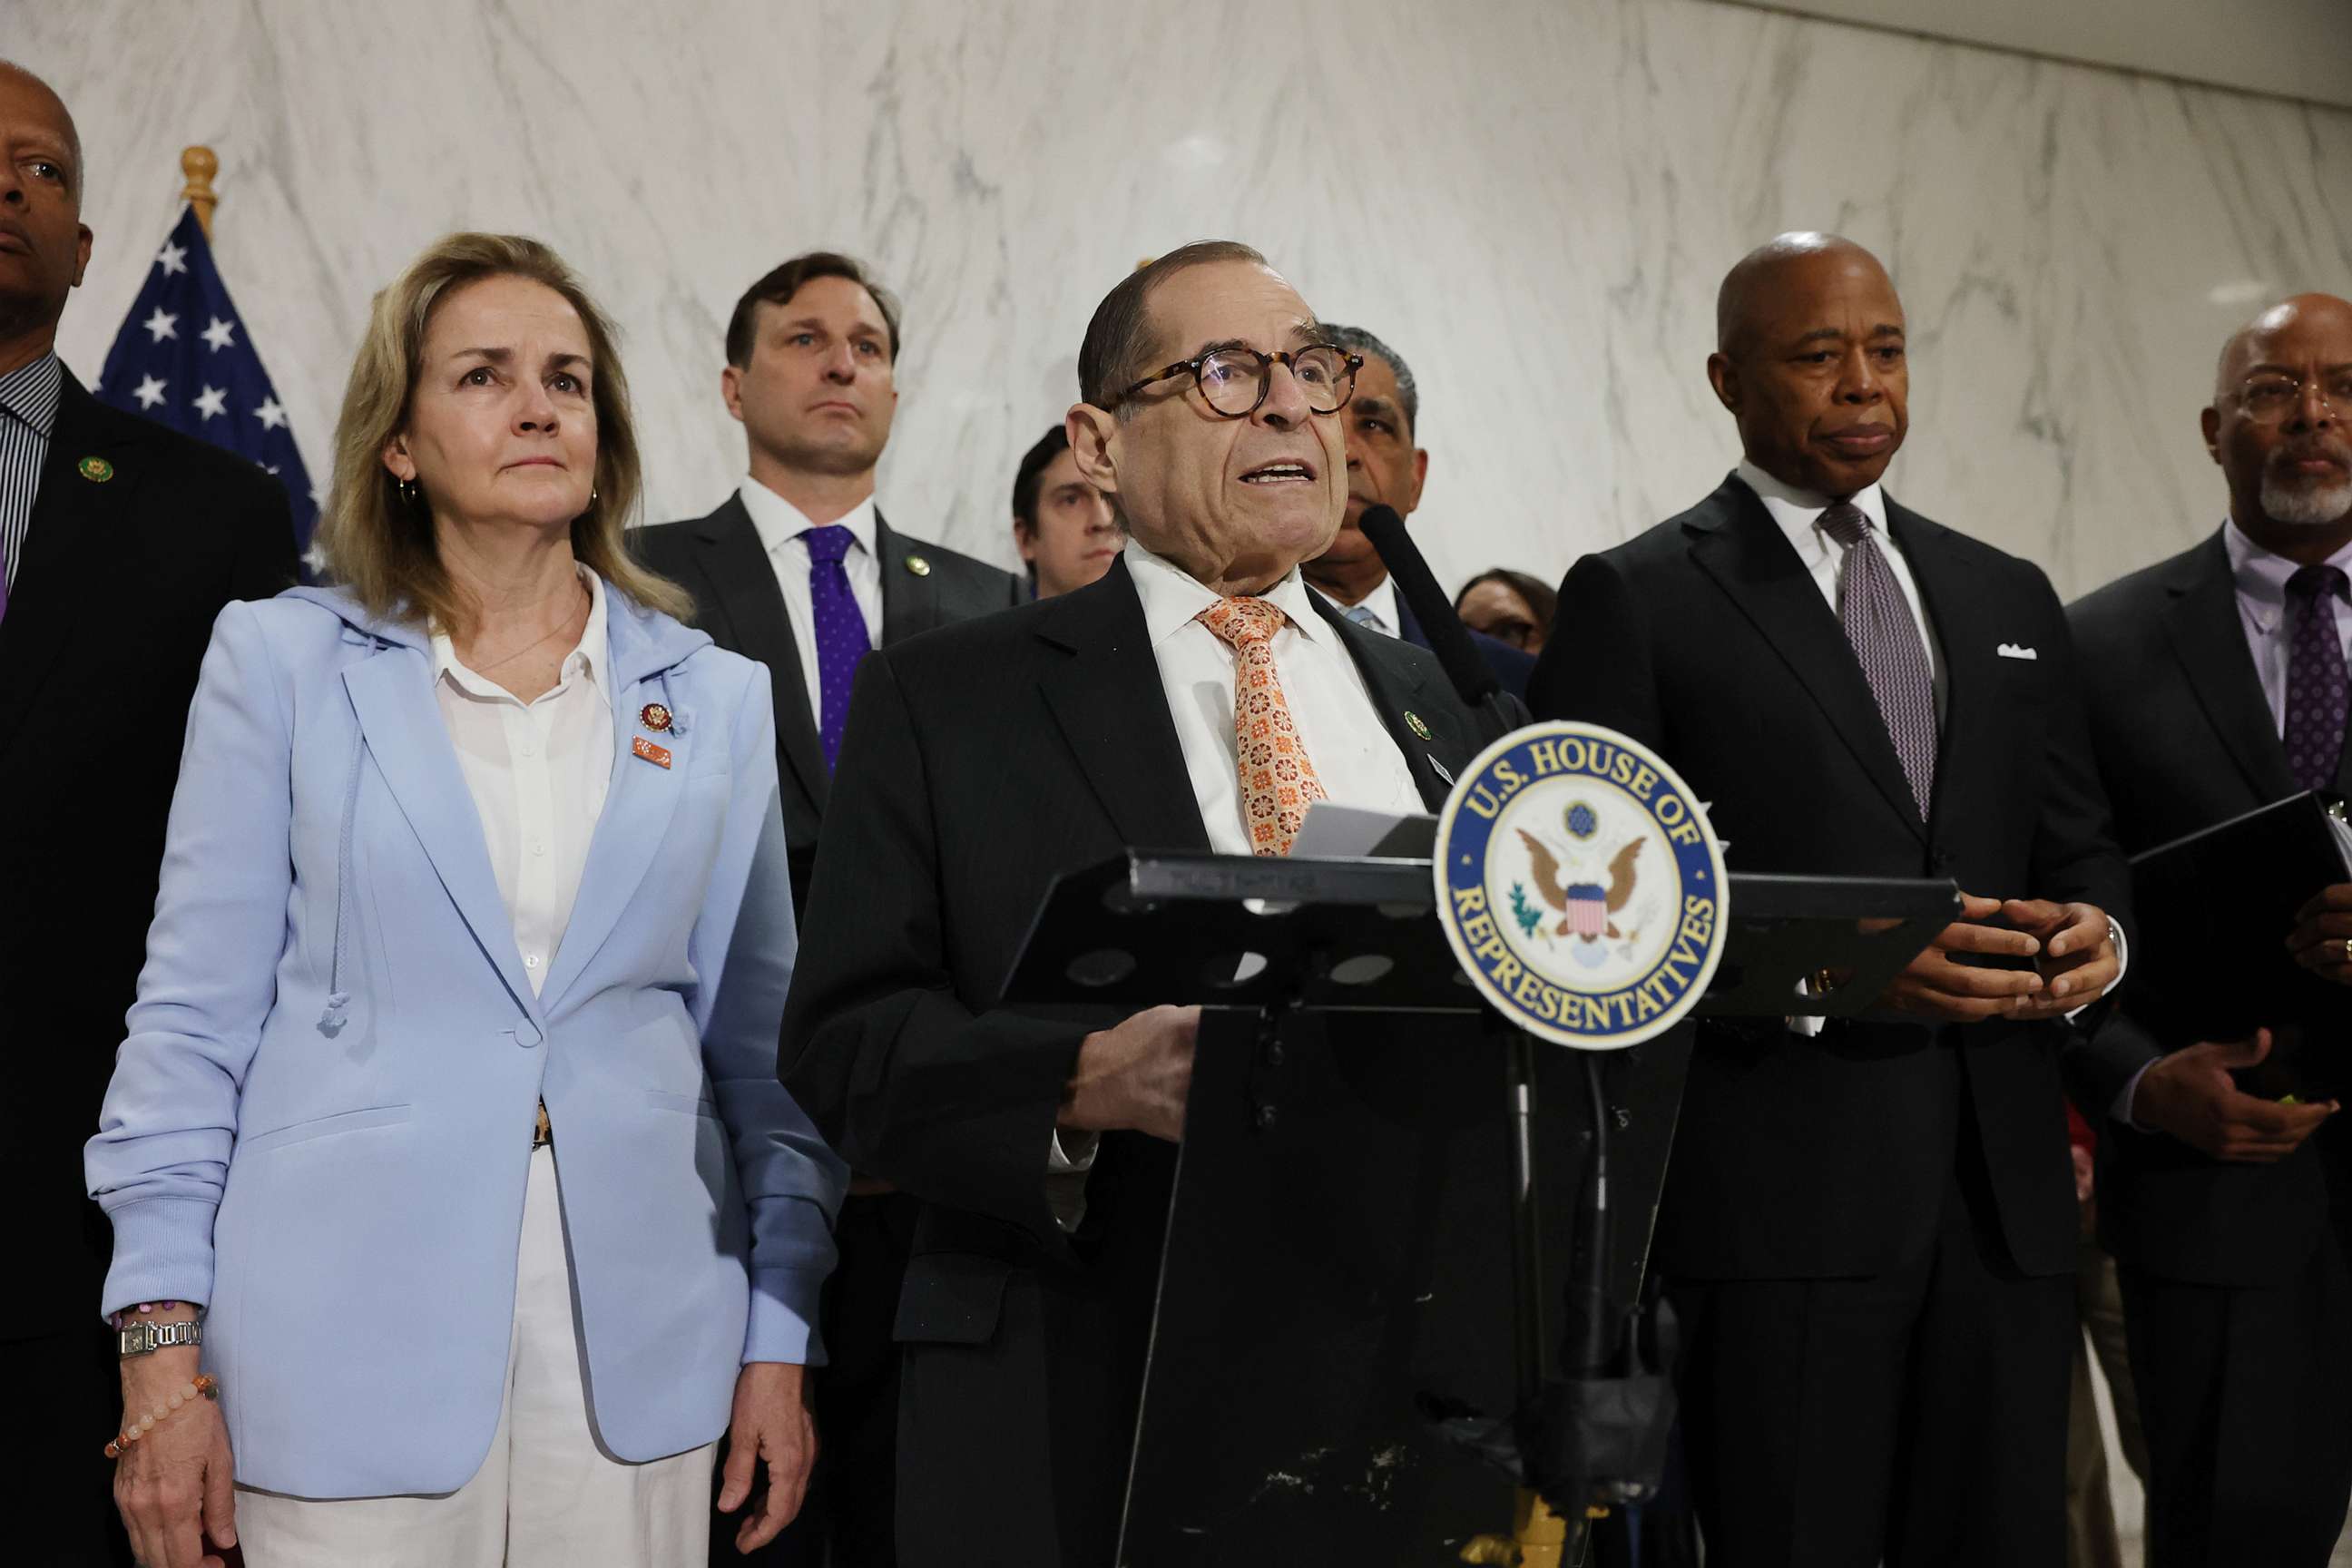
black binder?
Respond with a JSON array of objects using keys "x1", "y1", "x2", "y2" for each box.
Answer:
[{"x1": 2128, "y1": 790, "x2": 2352, "y2": 1086}]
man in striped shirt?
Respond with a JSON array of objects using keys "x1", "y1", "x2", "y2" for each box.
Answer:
[{"x1": 1, "y1": 59, "x2": 297, "y2": 1568}]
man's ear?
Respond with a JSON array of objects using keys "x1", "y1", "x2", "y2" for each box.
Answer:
[
  {"x1": 381, "y1": 435, "x2": 415, "y2": 483},
  {"x1": 2200, "y1": 405, "x2": 2223, "y2": 467},
  {"x1": 1405, "y1": 447, "x2": 1429, "y2": 514},
  {"x1": 1706, "y1": 351, "x2": 1740, "y2": 415},
  {"x1": 720, "y1": 364, "x2": 746, "y2": 425},
  {"x1": 1066, "y1": 405, "x2": 1121, "y2": 497},
  {"x1": 1013, "y1": 517, "x2": 1038, "y2": 566}
]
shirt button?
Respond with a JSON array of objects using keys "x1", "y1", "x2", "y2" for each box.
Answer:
[
  {"x1": 524, "y1": 954, "x2": 542, "y2": 969},
  {"x1": 518, "y1": 739, "x2": 536, "y2": 757},
  {"x1": 533, "y1": 839, "x2": 546, "y2": 857}
]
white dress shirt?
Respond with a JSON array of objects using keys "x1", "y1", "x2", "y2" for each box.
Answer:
[
  {"x1": 1737, "y1": 458, "x2": 1945, "y2": 717},
  {"x1": 738, "y1": 479, "x2": 884, "y2": 722},
  {"x1": 2223, "y1": 515, "x2": 2352, "y2": 730},
  {"x1": 1128, "y1": 539, "x2": 1425, "y2": 855},
  {"x1": 1325, "y1": 573, "x2": 1402, "y2": 639},
  {"x1": 431, "y1": 569, "x2": 612, "y2": 993}
]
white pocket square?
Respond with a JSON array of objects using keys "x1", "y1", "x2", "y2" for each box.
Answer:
[{"x1": 1997, "y1": 643, "x2": 2038, "y2": 661}]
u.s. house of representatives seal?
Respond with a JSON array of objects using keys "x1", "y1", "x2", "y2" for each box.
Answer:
[{"x1": 1435, "y1": 721, "x2": 1729, "y2": 1050}]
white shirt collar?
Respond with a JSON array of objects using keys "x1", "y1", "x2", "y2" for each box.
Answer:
[
  {"x1": 739, "y1": 477, "x2": 878, "y2": 559},
  {"x1": 1735, "y1": 456, "x2": 1889, "y2": 555},
  {"x1": 432, "y1": 565, "x2": 607, "y2": 701},
  {"x1": 1123, "y1": 537, "x2": 1331, "y2": 649},
  {"x1": 2223, "y1": 514, "x2": 2352, "y2": 636}
]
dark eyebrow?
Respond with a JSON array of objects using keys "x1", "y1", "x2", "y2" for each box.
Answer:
[
  {"x1": 449, "y1": 348, "x2": 589, "y2": 371},
  {"x1": 1869, "y1": 323, "x2": 1906, "y2": 338},
  {"x1": 1353, "y1": 396, "x2": 1400, "y2": 418}
]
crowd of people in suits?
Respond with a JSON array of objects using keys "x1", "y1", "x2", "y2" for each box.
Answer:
[{"x1": 7, "y1": 51, "x2": 2351, "y2": 1568}]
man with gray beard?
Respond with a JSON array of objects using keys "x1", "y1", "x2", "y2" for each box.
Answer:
[{"x1": 2069, "y1": 292, "x2": 2352, "y2": 1566}]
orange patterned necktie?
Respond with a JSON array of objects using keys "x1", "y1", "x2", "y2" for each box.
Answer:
[{"x1": 1197, "y1": 597, "x2": 1328, "y2": 856}]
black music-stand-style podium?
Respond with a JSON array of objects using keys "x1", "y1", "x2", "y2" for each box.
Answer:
[{"x1": 1000, "y1": 849, "x2": 1957, "y2": 1567}]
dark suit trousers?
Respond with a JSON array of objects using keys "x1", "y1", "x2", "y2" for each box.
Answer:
[
  {"x1": 1667, "y1": 1137, "x2": 2073, "y2": 1568},
  {"x1": 2120, "y1": 1214, "x2": 2352, "y2": 1568},
  {"x1": 21, "y1": 1321, "x2": 133, "y2": 1567},
  {"x1": 721, "y1": 1191, "x2": 917, "y2": 1568}
]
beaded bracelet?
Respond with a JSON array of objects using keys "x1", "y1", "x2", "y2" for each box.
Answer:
[
  {"x1": 108, "y1": 1300, "x2": 188, "y2": 1330},
  {"x1": 104, "y1": 1373, "x2": 219, "y2": 1459}
]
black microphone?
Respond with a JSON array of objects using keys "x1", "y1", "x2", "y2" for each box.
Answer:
[{"x1": 1357, "y1": 504, "x2": 1504, "y2": 716}]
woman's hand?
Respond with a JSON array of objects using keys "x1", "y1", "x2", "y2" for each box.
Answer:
[
  {"x1": 115, "y1": 1347, "x2": 236, "y2": 1568},
  {"x1": 715, "y1": 1361, "x2": 817, "y2": 1553}
]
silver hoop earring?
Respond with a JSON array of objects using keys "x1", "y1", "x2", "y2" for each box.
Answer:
[{"x1": 397, "y1": 477, "x2": 418, "y2": 506}]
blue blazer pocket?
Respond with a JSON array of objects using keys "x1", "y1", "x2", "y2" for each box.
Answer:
[
  {"x1": 893, "y1": 1251, "x2": 1013, "y2": 1346},
  {"x1": 235, "y1": 1104, "x2": 415, "y2": 1156}
]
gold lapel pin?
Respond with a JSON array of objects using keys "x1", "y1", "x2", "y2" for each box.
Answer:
[
  {"x1": 1405, "y1": 710, "x2": 1433, "y2": 740},
  {"x1": 640, "y1": 701, "x2": 672, "y2": 732},
  {"x1": 78, "y1": 456, "x2": 114, "y2": 483},
  {"x1": 905, "y1": 554, "x2": 932, "y2": 577}
]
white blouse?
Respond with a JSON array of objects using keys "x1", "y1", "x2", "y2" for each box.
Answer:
[{"x1": 429, "y1": 569, "x2": 612, "y2": 994}]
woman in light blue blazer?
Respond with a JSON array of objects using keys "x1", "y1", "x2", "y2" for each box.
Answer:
[{"x1": 86, "y1": 233, "x2": 844, "y2": 1568}]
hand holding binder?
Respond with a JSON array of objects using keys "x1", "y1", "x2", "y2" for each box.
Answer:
[{"x1": 2286, "y1": 881, "x2": 2352, "y2": 984}]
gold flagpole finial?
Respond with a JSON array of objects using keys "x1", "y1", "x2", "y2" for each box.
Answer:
[{"x1": 180, "y1": 146, "x2": 219, "y2": 240}]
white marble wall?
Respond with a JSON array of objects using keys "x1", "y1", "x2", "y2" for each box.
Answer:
[{"x1": 24, "y1": 0, "x2": 2352, "y2": 598}]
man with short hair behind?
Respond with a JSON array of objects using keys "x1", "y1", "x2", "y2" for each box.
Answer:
[
  {"x1": 635, "y1": 251, "x2": 1020, "y2": 1568},
  {"x1": 1531, "y1": 232, "x2": 2137, "y2": 1566},
  {"x1": 1300, "y1": 321, "x2": 1535, "y2": 697},
  {"x1": 781, "y1": 241, "x2": 1513, "y2": 1565},
  {"x1": 2069, "y1": 293, "x2": 2352, "y2": 1566},
  {"x1": 1009, "y1": 424, "x2": 1121, "y2": 598},
  {"x1": 0, "y1": 58, "x2": 297, "y2": 1568}
]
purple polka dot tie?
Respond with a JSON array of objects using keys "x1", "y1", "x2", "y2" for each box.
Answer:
[
  {"x1": 1820, "y1": 503, "x2": 1937, "y2": 821},
  {"x1": 802, "y1": 524, "x2": 872, "y2": 772},
  {"x1": 2283, "y1": 564, "x2": 2349, "y2": 794}
]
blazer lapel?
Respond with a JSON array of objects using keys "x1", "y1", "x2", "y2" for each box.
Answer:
[
  {"x1": 1687, "y1": 477, "x2": 1928, "y2": 845},
  {"x1": 340, "y1": 647, "x2": 544, "y2": 1018},
  {"x1": 2161, "y1": 533, "x2": 2299, "y2": 800},
  {"x1": 0, "y1": 376, "x2": 134, "y2": 764},
  {"x1": 1035, "y1": 559, "x2": 1210, "y2": 851},
  {"x1": 877, "y1": 512, "x2": 943, "y2": 645},
  {"x1": 538, "y1": 619, "x2": 693, "y2": 1011},
  {"x1": 696, "y1": 495, "x2": 828, "y2": 817},
  {"x1": 1312, "y1": 591, "x2": 1470, "y2": 811}
]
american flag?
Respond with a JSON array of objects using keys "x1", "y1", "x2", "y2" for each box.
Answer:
[{"x1": 95, "y1": 206, "x2": 318, "y2": 554}]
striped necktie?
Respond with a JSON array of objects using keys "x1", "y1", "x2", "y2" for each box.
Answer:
[{"x1": 1820, "y1": 503, "x2": 1936, "y2": 820}]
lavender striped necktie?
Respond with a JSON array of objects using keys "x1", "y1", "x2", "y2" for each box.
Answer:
[
  {"x1": 1821, "y1": 503, "x2": 1936, "y2": 820},
  {"x1": 2284, "y1": 564, "x2": 2349, "y2": 793},
  {"x1": 801, "y1": 524, "x2": 873, "y2": 771}
]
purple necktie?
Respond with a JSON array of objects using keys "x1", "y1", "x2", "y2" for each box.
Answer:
[
  {"x1": 802, "y1": 524, "x2": 873, "y2": 771},
  {"x1": 1821, "y1": 503, "x2": 1936, "y2": 820},
  {"x1": 2284, "y1": 564, "x2": 2349, "y2": 793}
]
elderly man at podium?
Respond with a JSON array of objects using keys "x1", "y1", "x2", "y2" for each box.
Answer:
[{"x1": 779, "y1": 240, "x2": 1511, "y2": 1566}]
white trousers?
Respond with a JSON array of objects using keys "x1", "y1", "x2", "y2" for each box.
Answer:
[{"x1": 236, "y1": 1146, "x2": 717, "y2": 1567}]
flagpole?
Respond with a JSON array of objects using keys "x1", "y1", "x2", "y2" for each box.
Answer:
[{"x1": 180, "y1": 146, "x2": 218, "y2": 239}]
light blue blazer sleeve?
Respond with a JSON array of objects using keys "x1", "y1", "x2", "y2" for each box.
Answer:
[
  {"x1": 86, "y1": 600, "x2": 291, "y2": 1314},
  {"x1": 688, "y1": 661, "x2": 848, "y2": 1364}
]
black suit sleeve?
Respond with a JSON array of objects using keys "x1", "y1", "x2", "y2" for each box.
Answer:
[
  {"x1": 1528, "y1": 552, "x2": 1661, "y2": 741},
  {"x1": 2017, "y1": 572, "x2": 2152, "y2": 1112},
  {"x1": 779, "y1": 651, "x2": 1085, "y2": 1249},
  {"x1": 227, "y1": 466, "x2": 299, "y2": 600}
]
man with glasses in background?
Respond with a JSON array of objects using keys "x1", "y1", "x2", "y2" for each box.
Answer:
[
  {"x1": 780, "y1": 241, "x2": 1514, "y2": 1566},
  {"x1": 1299, "y1": 322, "x2": 1536, "y2": 697},
  {"x1": 2069, "y1": 293, "x2": 2352, "y2": 1566}
]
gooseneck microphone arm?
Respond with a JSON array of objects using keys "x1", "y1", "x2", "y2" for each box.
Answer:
[{"x1": 1355, "y1": 504, "x2": 1516, "y2": 745}]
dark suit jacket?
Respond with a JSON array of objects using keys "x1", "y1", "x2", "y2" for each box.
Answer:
[
  {"x1": 4, "y1": 371, "x2": 296, "y2": 1340},
  {"x1": 632, "y1": 495, "x2": 1023, "y2": 906},
  {"x1": 1529, "y1": 475, "x2": 2137, "y2": 1282},
  {"x1": 2070, "y1": 529, "x2": 2351, "y2": 1287},
  {"x1": 1394, "y1": 589, "x2": 1538, "y2": 701},
  {"x1": 779, "y1": 556, "x2": 1515, "y2": 1564}
]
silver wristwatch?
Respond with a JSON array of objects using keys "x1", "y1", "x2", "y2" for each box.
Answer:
[{"x1": 117, "y1": 1318, "x2": 202, "y2": 1359}]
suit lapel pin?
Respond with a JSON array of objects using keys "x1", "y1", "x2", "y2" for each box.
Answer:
[
  {"x1": 1405, "y1": 710, "x2": 1433, "y2": 740},
  {"x1": 640, "y1": 701, "x2": 672, "y2": 732},
  {"x1": 905, "y1": 554, "x2": 932, "y2": 577},
  {"x1": 78, "y1": 456, "x2": 114, "y2": 483},
  {"x1": 632, "y1": 736, "x2": 673, "y2": 769}
]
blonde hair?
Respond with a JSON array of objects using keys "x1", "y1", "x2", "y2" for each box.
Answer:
[{"x1": 313, "y1": 232, "x2": 691, "y2": 638}]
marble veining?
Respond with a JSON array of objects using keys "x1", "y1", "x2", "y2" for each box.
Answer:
[{"x1": 24, "y1": 0, "x2": 2352, "y2": 599}]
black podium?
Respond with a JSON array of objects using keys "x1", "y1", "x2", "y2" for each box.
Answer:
[{"x1": 1000, "y1": 849, "x2": 1957, "y2": 1565}]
